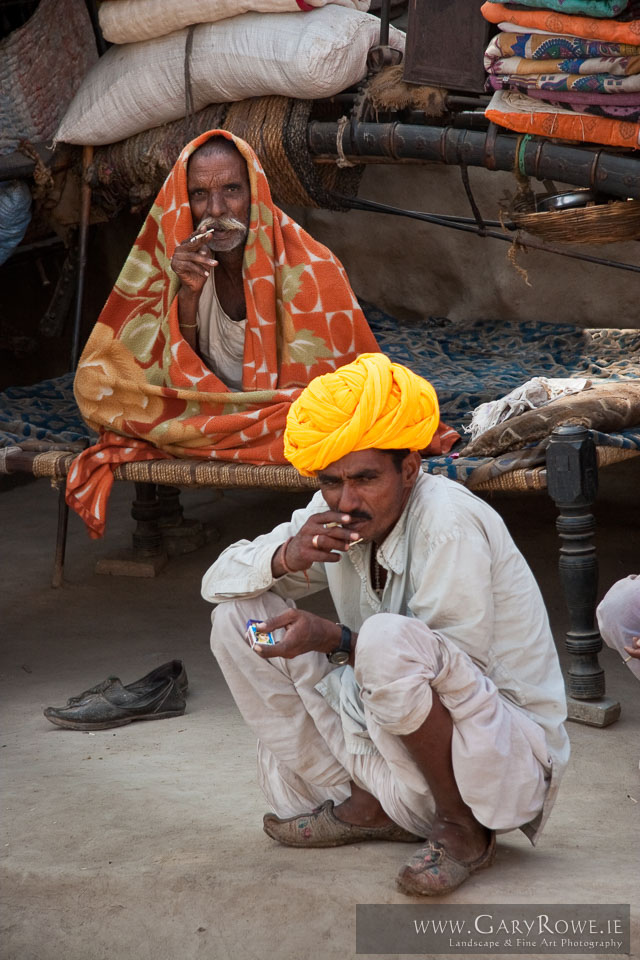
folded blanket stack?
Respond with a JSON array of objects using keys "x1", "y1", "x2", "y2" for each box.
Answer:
[{"x1": 481, "y1": 0, "x2": 640, "y2": 148}]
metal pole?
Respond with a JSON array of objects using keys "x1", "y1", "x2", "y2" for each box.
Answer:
[
  {"x1": 70, "y1": 144, "x2": 93, "y2": 372},
  {"x1": 378, "y1": 0, "x2": 391, "y2": 46},
  {"x1": 308, "y1": 121, "x2": 640, "y2": 200},
  {"x1": 55, "y1": 143, "x2": 93, "y2": 587}
]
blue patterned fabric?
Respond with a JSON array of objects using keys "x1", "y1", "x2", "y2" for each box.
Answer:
[
  {"x1": 0, "y1": 373, "x2": 95, "y2": 449},
  {"x1": 1, "y1": 307, "x2": 639, "y2": 486},
  {"x1": 362, "y1": 302, "x2": 640, "y2": 480}
]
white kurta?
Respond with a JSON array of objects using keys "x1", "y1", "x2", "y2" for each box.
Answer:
[{"x1": 203, "y1": 472, "x2": 570, "y2": 842}]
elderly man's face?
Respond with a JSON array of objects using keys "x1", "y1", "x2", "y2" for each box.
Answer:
[
  {"x1": 187, "y1": 146, "x2": 251, "y2": 254},
  {"x1": 316, "y1": 449, "x2": 421, "y2": 545}
]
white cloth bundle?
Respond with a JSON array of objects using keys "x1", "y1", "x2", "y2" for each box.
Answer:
[
  {"x1": 464, "y1": 376, "x2": 592, "y2": 442},
  {"x1": 99, "y1": 0, "x2": 371, "y2": 45},
  {"x1": 55, "y1": 7, "x2": 405, "y2": 146}
]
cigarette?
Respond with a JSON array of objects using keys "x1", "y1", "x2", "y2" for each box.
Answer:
[
  {"x1": 188, "y1": 227, "x2": 216, "y2": 244},
  {"x1": 324, "y1": 521, "x2": 363, "y2": 548}
]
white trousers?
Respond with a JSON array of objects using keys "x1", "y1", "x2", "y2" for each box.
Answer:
[{"x1": 210, "y1": 593, "x2": 549, "y2": 838}]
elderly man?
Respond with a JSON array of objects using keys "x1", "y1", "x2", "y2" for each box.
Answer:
[
  {"x1": 66, "y1": 130, "x2": 380, "y2": 538},
  {"x1": 170, "y1": 135, "x2": 258, "y2": 384},
  {"x1": 203, "y1": 353, "x2": 569, "y2": 896}
]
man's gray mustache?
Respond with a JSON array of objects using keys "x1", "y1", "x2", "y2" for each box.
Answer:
[{"x1": 198, "y1": 215, "x2": 247, "y2": 233}]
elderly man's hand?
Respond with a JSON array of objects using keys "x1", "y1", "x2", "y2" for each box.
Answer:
[
  {"x1": 249, "y1": 608, "x2": 342, "y2": 661},
  {"x1": 171, "y1": 228, "x2": 218, "y2": 296},
  {"x1": 271, "y1": 511, "x2": 363, "y2": 578}
]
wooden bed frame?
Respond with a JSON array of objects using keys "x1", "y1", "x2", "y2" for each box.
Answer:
[{"x1": 3, "y1": 426, "x2": 637, "y2": 728}]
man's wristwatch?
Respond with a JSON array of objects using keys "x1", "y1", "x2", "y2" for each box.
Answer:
[{"x1": 327, "y1": 624, "x2": 352, "y2": 665}]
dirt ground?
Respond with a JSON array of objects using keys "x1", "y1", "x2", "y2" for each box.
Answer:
[{"x1": 1, "y1": 458, "x2": 639, "y2": 960}]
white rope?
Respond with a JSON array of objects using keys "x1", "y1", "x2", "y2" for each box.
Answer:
[{"x1": 336, "y1": 116, "x2": 356, "y2": 169}]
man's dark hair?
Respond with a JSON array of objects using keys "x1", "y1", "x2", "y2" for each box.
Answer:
[{"x1": 386, "y1": 449, "x2": 411, "y2": 472}]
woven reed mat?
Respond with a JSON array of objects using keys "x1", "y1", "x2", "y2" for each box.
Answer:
[
  {"x1": 0, "y1": 0, "x2": 97, "y2": 155},
  {"x1": 13, "y1": 445, "x2": 636, "y2": 494},
  {"x1": 468, "y1": 446, "x2": 638, "y2": 494},
  {"x1": 111, "y1": 459, "x2": 319, "y2": 491},
  {"x1": 24, "y1": 450, "x2": 318, "y2": 492},
  {"x1": 89, "y1": 97, "x2": 364, "y2": 216}
]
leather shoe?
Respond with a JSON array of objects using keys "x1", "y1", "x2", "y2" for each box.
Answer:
[
  {"x1": 263, "y1": 800, "x2": 423, "y2": 847},
  {"x1": 396, "y1": 832, "x2": 497, "y2": 896},
  {"x1": 44, "y1": 676, "x2": 186, "y2": 730},
  {"x1": 66, "y1": 660, "x2": 188, "y2": 705}
]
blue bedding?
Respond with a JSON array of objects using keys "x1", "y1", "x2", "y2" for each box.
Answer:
[{"x1": 1, "y1": 304, "x2": 639, "y2": 483}]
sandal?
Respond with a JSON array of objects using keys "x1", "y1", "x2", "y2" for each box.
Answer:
[
  {"x1": 263, "y1": 800, "x2": 423, "y2": 848},
  {"x1": 396, "y1": 832, "x2": 496, "y2": 896}
]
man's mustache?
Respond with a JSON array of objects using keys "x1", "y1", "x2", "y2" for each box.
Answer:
[
  {"x1": 198, "y1": 215, "x2": 247, "y2": 234},
  {"x1": 346, "y1": 510, "x2": 372, "y2": 522}
]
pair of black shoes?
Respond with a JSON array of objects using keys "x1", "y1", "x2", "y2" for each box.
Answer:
[{"x1": 43, "y1": 660, "x2": 187, "y2": 730}]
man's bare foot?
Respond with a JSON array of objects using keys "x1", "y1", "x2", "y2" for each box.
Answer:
[
  {"x1": 429, "y1": 814, "x2": 491, "y2": 863},
  {"x1": 333, "y1": 781, "x2": 396, "y2": 829}
]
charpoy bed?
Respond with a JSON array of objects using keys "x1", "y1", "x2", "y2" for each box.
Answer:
[{"x1": 2, "y1": 303, "x2": 639, "y2": 726}]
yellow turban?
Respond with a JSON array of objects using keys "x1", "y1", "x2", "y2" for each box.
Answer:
[{"x1": 284, "y1": 353, "x2": 440, "y2": 476}]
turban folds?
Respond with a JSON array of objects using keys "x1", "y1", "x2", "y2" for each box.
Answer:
[{"x1": 284, "y1": 353, "x2": 440, "y2": 476}]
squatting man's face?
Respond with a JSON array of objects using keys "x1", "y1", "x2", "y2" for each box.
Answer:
[
  {"x1": 187, "y1": 145, "x2": 251, "y2": 254},
  {"x1": 317, "y1": 448, "x2": 421, "y2": 545}
]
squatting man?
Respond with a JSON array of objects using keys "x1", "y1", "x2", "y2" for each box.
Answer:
[{"x1": 202, "y1": 353, "x2": 570, "y2": 896}]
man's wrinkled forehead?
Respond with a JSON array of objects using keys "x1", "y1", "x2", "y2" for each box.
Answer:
[
  {"x1": 317, "y1": 449, "x2": 397, "y2": 481},
  {"x1": 188, "y1": 136, "x2": 246, "y2": 170}
]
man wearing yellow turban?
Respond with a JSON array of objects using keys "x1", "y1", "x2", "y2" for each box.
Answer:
[{"x1": 203, "y1": 354, "x2": 569, "y2": 897}]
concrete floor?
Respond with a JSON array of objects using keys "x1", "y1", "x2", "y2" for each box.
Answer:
[{"x1": 1, "y1": 459, "x2": 639, "y2": 960}]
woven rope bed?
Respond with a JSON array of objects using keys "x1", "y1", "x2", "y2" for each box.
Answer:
[
  {"x1": 2, "y1": 303, "x2": 639, "y2": 492},
  {"x1": 3, "y1": 436, "x2": 637, "y2": 494}
]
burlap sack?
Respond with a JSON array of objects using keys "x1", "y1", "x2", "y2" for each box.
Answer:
[
  {"x1": 55, "y1": 8, "x2": 404, "y2": 146},
  {"x1": 99, "y1": 0, "x2": 371, "y2": 45}
]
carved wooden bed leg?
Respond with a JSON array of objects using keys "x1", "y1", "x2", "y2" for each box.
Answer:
[
  {"x1": 95, "y1": 481, "x2": 167, "y2": 577},
  {"x1": 131, "y1": 482, "x2": 164, "y2": 558},
  {"x1": 546, "y1": 424, "x2": 621, "y2": 727},
  {"x1": 156, "y1": 484, "x2": 208, "y2": 556}
]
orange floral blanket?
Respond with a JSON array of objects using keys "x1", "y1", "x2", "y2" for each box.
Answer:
[{"x1": 68, "y1": 129, "x2": 459, "y2": 539}]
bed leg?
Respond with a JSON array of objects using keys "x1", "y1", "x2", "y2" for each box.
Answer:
[
  {"x1": 95, "y1": 481, "x2": 167, "y2": 577},
  {"x1": 156, "y1": 484, "x2": 208, "y2": 556},
  {"x1": 131, "y1": 482, "x2": 165, "y2": 559},
  {"x1": 547, "y1": 424, "x2": 620, "y2": 727},
  {"x1": 51, "y1": 484, "x2": 68, "y2": 588}
]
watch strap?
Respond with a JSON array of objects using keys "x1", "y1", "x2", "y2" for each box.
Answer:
[{"x1": 327, "y1": 623, "x2": 352, "y2": 662}]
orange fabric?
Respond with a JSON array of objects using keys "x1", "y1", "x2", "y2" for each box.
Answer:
[
  {"x1": 481, "y1": 1, "x2": 640, "y2": 44},
  {"x1": 486, "y1": 97, "x2": 640, "y2": 148},
  {"x1": 67, "y1": 129, "x2": 380, "y2": 537}
]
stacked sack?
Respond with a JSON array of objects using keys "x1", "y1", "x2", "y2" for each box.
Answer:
[
  {"x1": 481, "y1": 0, "x2": 640, "y2": 149},
  {"x1": 55, "y1": 0, "x2": 405, "y2": 146}
]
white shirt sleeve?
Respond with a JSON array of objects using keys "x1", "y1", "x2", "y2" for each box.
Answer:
[{"x1": 201, "y1": 493, "x2": 330, "y2": 604}]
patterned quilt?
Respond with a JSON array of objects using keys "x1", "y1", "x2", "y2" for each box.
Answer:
[
  {"x1": 2, "y1": 303, "x2": 639, "y2": 483},
  {"x1": 364, "y1": 304, "x2": 640, "y2": 479}
]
